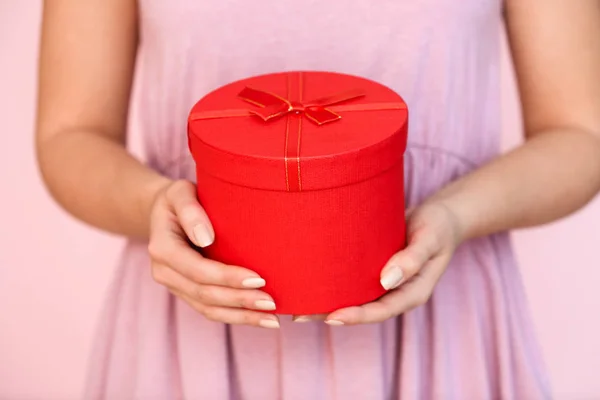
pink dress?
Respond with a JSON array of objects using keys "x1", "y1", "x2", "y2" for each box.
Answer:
[{"x1": 84, "y1": 1, "x2": 552, "y2": 399}]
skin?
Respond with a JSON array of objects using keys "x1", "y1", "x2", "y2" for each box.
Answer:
[{"x1": 36, "y1": 0, "x2": 600, "y2": 329}]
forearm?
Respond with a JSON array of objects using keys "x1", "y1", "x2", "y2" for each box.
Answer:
[
  {"x1": 36, "y1": 129, "x2": 172, "y2": 239},
  {"x1": 430, "y1": 129, "x2": 600, "y2": 241}
]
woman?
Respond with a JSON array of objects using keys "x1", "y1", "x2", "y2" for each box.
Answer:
[{"x1": 35, "y1": 0, "x2": 600, "y2": 399}]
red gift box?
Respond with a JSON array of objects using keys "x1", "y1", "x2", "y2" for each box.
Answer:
[{"x1": 187, "y1": 71, "x2": 408, "y2": 315}]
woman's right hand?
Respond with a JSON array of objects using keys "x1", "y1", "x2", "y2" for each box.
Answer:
[{"x1": 147, "y1": 180, "x2": 280, "y2": 328}]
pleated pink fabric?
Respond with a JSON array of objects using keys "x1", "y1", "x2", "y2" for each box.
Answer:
[{"x1": 83, "y1": 1, "x2": 552, "y2": 399}]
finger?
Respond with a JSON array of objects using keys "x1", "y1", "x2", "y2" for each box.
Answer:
[
  {"x1": 152, "y1": 264, "x2": 277, "y2": 311},
  {"x1": 379, "y1": 228, "x2": 440, "y2": 290},
  {"x1": 148, "y1": 234, "x2": 266, "y2": 289},
  {"x1": 292, "y1": 314, "x2": 328, "y2": 323},
  {"x1": 327, "y1": 254, "x2": 449, "y2": 325},
  {"x1": 177, "y1": 292, "x2": 281, "y2": 329},
  {"x1": 166, "y1": 180, "x2": 215, "y2": 248}
]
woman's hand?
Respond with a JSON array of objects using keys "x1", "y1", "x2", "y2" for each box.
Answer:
[
  {"x1": 295, "y1": 201, "x2": 463, "y2": 325},
  {"x1": 148, "y1": 180, "x2": 281, "y2": 328}
]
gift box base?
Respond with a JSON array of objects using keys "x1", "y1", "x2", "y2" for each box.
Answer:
[{"x1": 197, "y1": 161, "x2": 406, "y2": 315}]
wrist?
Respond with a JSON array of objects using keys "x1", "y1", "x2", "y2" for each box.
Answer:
[
  {"x1": 138, "y1": 174, "x2": 174, "y2": 236},
  {"x1": 414, "y1": 198, "x2": 466, "y2": 250},
  {"x1": 422, "y1": 186, "x2": 473, "y2": 245}
]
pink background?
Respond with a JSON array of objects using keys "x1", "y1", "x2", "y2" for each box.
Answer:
[{"x1": 1, "y1": 3, "x2": 599, "y2": 399}]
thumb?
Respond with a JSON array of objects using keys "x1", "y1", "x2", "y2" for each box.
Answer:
[
  {"x1": 380, "y1": 230, "x2": 438, "y2": 290},
  {"x1": 166, "y1": 180, "x2": 215, "y2": 248}
]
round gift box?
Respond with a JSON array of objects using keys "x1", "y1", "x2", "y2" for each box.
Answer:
[{"x1": 187, "y1": 71, "x2": 408, "y2": 315}]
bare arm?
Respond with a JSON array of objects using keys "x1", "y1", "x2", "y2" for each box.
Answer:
[
  {"x1": 35, "y1": 0, "x2": 171, "y2": 239},
  {"x1": 432, "y1": 0, "x2": 600, "y2": 240},
  {"x1": 321, "y1": 1, "x2": 600, "y2": 324},
  {"x1": 35, "y1": 0, "x2": 282, "y2": 327}
]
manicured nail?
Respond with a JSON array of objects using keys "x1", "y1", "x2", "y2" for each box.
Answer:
[
  {"x1": 380, "y1": 266, "x2": 404, "y2": 290},
  {"x1": 193, "y1": 224, "x2": 214, "y2": 247},
  {"x1": 254, "y1": 300, "x2": 276, "y2": 311},
  {"x1": 259, "y1": 319, "x2": 280, "y2": 329},
  {"x1": 325, "y1": 319, "x2": 344, "y2": 326},
  {"x1": 293, "y1": 316, "x2": 312, "y2": 323},
  {"x1": 242, "y1": 277, "x2": 266, "y2": 289}
]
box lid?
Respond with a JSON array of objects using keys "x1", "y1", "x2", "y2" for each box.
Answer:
[{"x1": 188, "y1": 71, "x2": 408, "y2": 192}]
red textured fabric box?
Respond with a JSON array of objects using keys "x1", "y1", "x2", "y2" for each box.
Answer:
[{"x1": 187, "y1": 71, "x2": 408, "y2": 315}]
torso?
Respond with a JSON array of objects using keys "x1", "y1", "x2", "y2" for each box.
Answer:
[{"x1": 84, "y1": 3, "x2": 551, "y2": 399}]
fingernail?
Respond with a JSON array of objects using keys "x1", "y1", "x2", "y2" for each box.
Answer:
[
  {"x1": 254, "y1": 300, "x2": 276, "y2": 311},
  {"x1": 242, "y1": 277, "x2": 266, "y2": 289},
  {"x1": 259, "y1": 319, "x2": 280, "y2": 329},
  {"x1": 325, "y1": 319, "x2": 344, "y2": 326},
  {"x1": 293, "y1": 316, "x2": 312, "y2": 323},
  {"x1": 193, "y1": 225, "x2": 214, "y2": 248},
  {"x1": 380, "y1": 266, "x2": 404, "y2": 290}
]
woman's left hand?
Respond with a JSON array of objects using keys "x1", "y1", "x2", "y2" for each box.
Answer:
[{"x1": 294, "y1": 201, "x2": 463, "y2": 325}]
